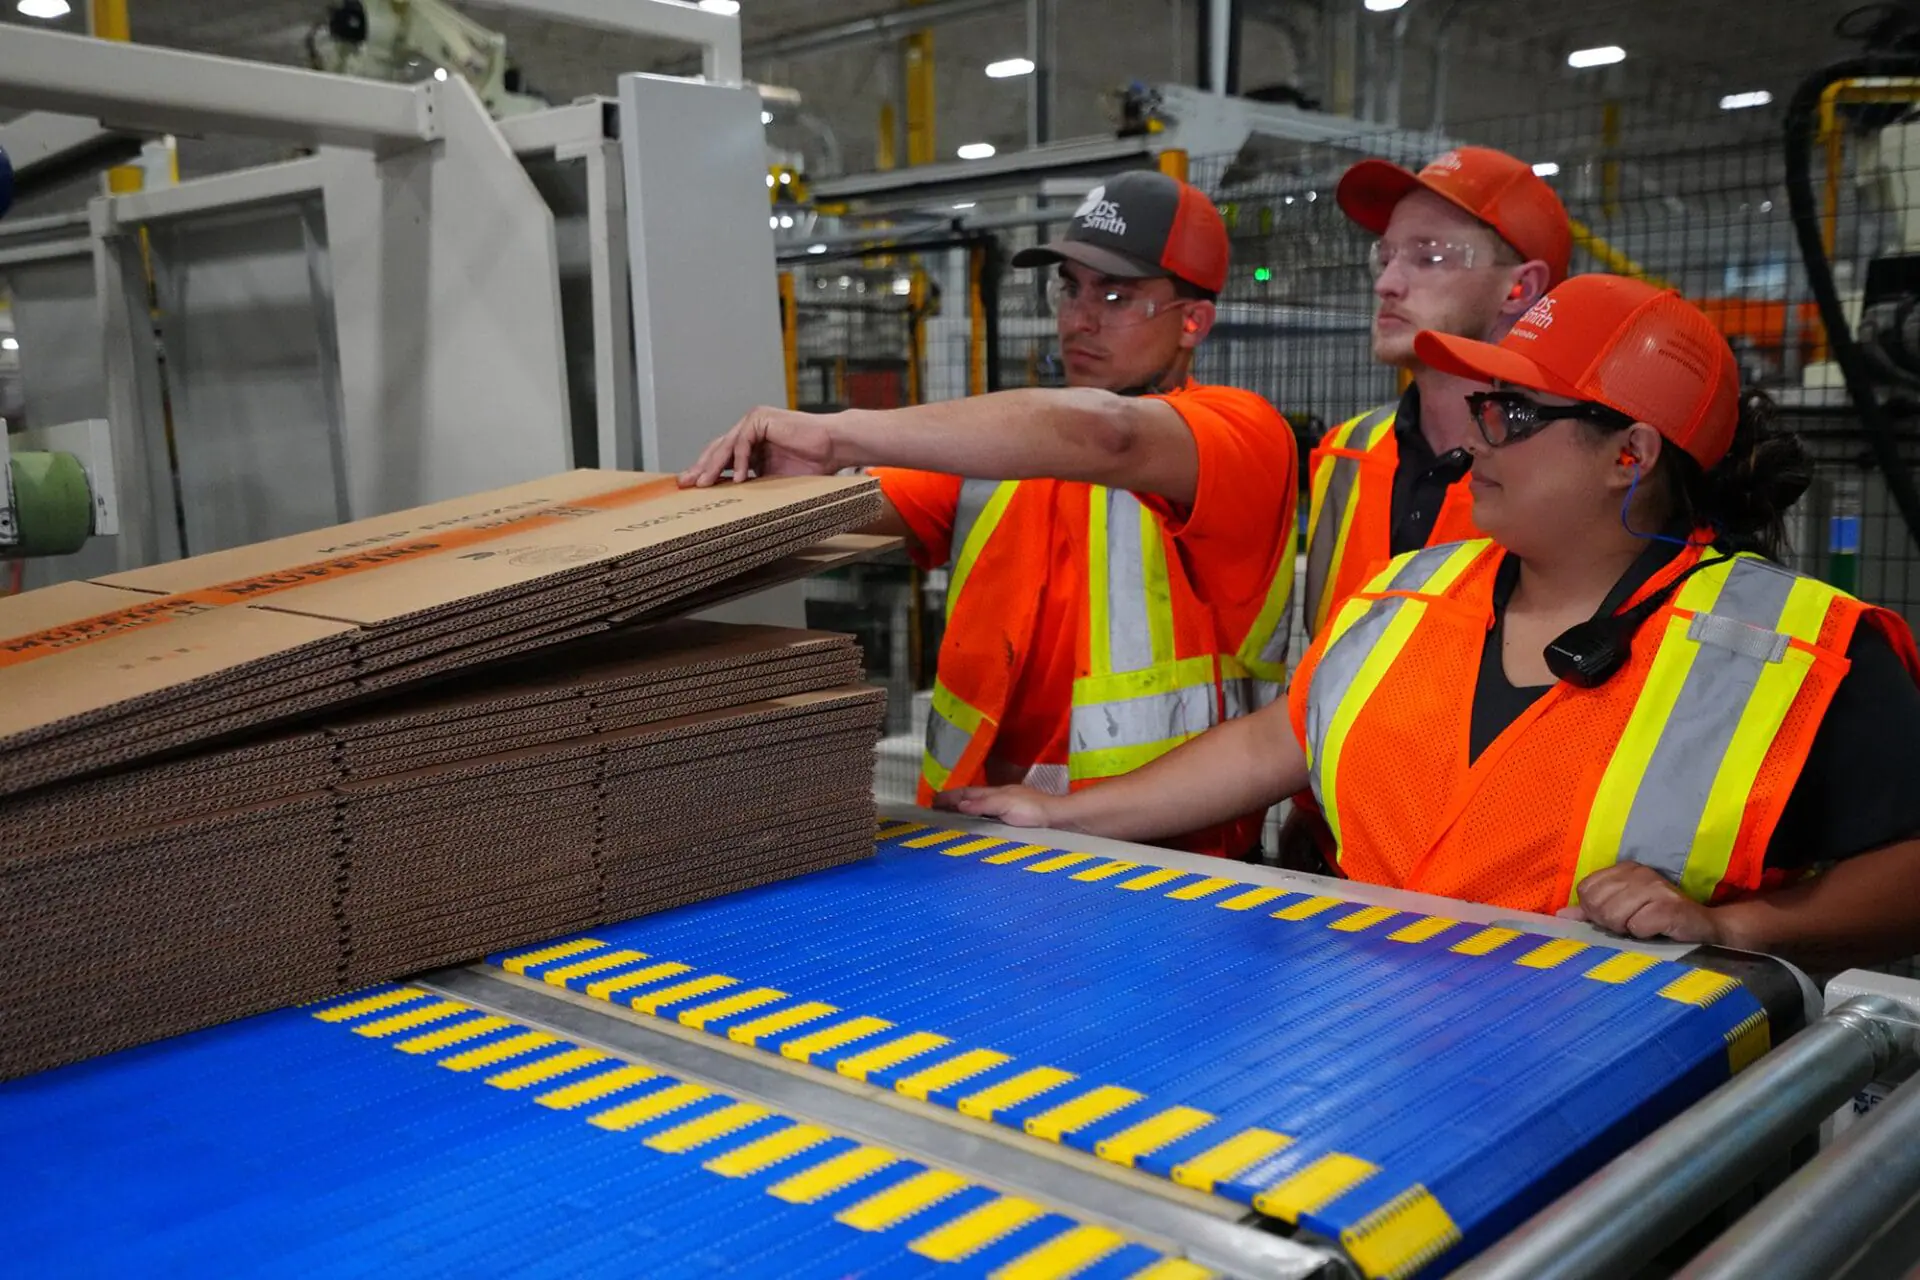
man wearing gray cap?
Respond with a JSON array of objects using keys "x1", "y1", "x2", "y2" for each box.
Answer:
[{"x1": 685, "y1": 170, "x2": 1297, "y2": 860}]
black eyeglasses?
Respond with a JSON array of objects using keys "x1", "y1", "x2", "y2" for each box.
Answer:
[{"x1": 1465, "y1": 390, "x2": 1637, "y2": 448}]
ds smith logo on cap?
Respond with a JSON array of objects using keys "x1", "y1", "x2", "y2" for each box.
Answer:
[
  {"x1": 1424, "y1": 150, "x2": 1466, "y2": 176},
  {"x1": 1074, "y1": 184, "x2": 1128, "y2": 236},
  {"x1": 1515, "y1": 295, "x2": 1556, "y2": 338}
]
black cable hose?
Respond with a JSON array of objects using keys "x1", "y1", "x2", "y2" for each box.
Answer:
[{"x1": 1784, "y1": 55, "x2": 1920, "y2": 557}]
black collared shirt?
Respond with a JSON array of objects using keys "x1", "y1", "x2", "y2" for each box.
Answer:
[
  {"x1": 1387, "y1": 385, "x2": 1472, "y2": 555},
  {"x1": 1471, "y1": 542, "x2": 1920, "y2": 867}
]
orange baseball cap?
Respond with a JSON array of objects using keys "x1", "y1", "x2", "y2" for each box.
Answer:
[
  {"x1": 1338, "y1": 146, "x2": 1573, "y2": 285},
  {"x1": 1414, "y1": 274, "x2": 1741, "y2": 467}
]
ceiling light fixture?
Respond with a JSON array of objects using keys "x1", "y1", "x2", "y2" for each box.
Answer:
[
  {"x1": 1567, "y1": 45, "x2": 1626, "y2": 69},
  {"x1": 433, "y1": 67, "x2": 449, "y2": 82},
  {"x1": 1532, "y1": 161, "x2": 1561, "y2": 177},
  {"x1": 956, "y1": 142, "x2": 997, "y2": 160},
  {"x1": 761, "y1": 111, "x2": 774, "y2": 124},
  {"x1": 1720, "y1": 90, "x2": 1773, "y2": 111},
  {"x1": 16, "y1": 0, "x2": 72, "y2": 17},
  {"x1": 696, "y1": 0, "x2": 740, "y2": 14},
  {"x1": 1363, "y1": 0, "x2": 1409, "y2": 11},
  {"x1": 985, "y1": 58, "x2": 1035, "y2": 78}
]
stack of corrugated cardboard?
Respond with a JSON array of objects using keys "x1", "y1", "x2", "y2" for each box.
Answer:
[{"x1": 0, "y1": 472, "x2": 890, "y2": 1078}]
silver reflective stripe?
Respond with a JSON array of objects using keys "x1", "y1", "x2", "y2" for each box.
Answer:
[
  {"x1": 1023, "y1": 763, "x2": 1069, "y2": 796},
  {"x1": 1304, "y1": 594, "x2": 1408, "y2": 800},
  {"x1": 926, "y1": 705, "x2": 973, "y2": 772},
  {"x1": 949, "y1": 477, "x2": 1002, "y2": 574},
  {"x1": 1251, "y1": 586, "x2": 1294, "y2": 667},
  {"x1": 1689, "y1": 612, "x2": 1791, "y2": 663},
  {"x1": 1070, "y1": 683, "x2": 1216, "y2": 755},
  {"x1": 1614, "y1": 559, "x2": 1798, "y2": 881},
  {"x1": 1102, "y1": 488, "x2": 1155, "y2": 672},
  {"x1": 1224, "y1": 677, "x2": 1282, "y2": 719},
  {"x1": 1303, "y1": 404, "x2": 1394, "y2": 635},
  {"x1": 1384, "y1": 541, "x2": 1462, "y2": 594}
]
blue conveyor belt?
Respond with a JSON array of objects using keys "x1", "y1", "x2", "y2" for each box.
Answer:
[
  {"x1": 0, "y1": 982, "x2": 1201, "y2": 1280},
  {"x1": 491, "y1": 821, "x2": 1772, "y2": 1280}
]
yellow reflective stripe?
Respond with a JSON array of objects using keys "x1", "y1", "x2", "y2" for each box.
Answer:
[
  {"x1": 1237, "y1": 543, "x2": 1296, "y2": 673},
  {"x1": 994, "y1": 1224, "x2": 1128, "y2": 1280},
  {"x1": 947, "y1": 480, "x2": 1020, "y2": 618},
  {"x1": 1570, "y1": 569, "x2": 1730, "y2": 901},
  {"x1": 1071, "y1": 655, "x2": 1219, "y2": 705},
  {"x1": 1095, "y1": 1106, "x2": 1214, "y2": 1166},
  {"x1": 769, "y1": 1146, "x2": 900, "y2": 1204},
  {"x1": 1141, "y1": 504, "x2": 1176, "y2": 667},
  {"x1": 835, "y1": 1168, "x2": 966, "y2": 1227},
  {"x1": 1679, "y1": 578, "x2": 1829, "y2": 900},
  {"x1": 1317, "y1": 597, "x2": 1429, "y2": 852},
  {"x1": 1315, "y1": 463, "x2": 1370, "y2": 636},
  {"x1": 930, "y1": 679, "x2": 986, "y2": 736},
  {"x1": 1088, "y1": 484, "x2": 1114, "y2": 675},
  {"x1": 704, "y1": 1123, "x2": 834, "y2": 1177},
  {"x1": 921, "y1": 751, "x2": 955, "y2": 792},
  {"x1": 1171, "y1": 1128, "x2": 1292, "y2": 1193},
  {"x1": 909, "y1": 1196, "x2": 1047, "y2": 1262},
  {"x1": 1068, "y1": 738, "x2": 1190, "y2": 782}
]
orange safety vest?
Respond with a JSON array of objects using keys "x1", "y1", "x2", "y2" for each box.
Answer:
[
  {"x1": 920, "y1": 477, "x2": 1295, "y2": 824},
  {"x1": 1289, "y1": 537, "x2": 1920, "y2": 914},
  {"x1": 1302, "y1": 403, "x2": 1480, "y2": 640}
]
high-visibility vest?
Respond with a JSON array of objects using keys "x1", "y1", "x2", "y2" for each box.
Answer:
[
  {"x1": 921, "y1": 477, "x2": 1295, "y2": 810},
  {"x1": 1289, "y1": 537, "x2": 1919, "y2": 913},
  {"x1": 1302, "y1": 403, "x2": 1479, "y2": 640}
]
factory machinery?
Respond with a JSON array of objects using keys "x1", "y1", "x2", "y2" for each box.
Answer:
[{"x1": 10, "y1": 812, "x2": 1920, "y2": 1280}]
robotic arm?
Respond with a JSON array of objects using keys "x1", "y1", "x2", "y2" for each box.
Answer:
[{"x1": 309, "y1": 0, "x2": 547, "y2": 119}]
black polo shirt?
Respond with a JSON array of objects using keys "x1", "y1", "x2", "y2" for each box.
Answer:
[
  {"x1": 1472, "y1": 541, "x2": 1920, "y2": 868},
  {"x1": 1387, "y1": 385, "x2": 1473, "y2": 556}
]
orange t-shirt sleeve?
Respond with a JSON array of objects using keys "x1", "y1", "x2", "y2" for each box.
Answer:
[
  {"x1": 1143, "y1": 385, "x2": 1299, "y2": 599},
  {"x1": 871, "y1": 467, "x2": 963, "y2": 570}
]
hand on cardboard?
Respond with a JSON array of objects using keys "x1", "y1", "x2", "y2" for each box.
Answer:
[
  {"x1": 1558, "y1": 860, "x2": 1725, "y2": 945},
  {"x1": 933, "y1": 785, "x2": 1058, "y2": 829},
  {"x1": 681, "y1": 406, "x2": 839, "y2": 487}
]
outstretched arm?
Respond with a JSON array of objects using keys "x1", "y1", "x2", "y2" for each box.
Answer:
[
  {"x1": 681, "y1": 391, "x2": 1202, "y2": 506},
  {"x1": 940, "y1": 699, "x2": 1308, "y2": 844},
  {"x1": 1566, "y1": 841, "x2": 1920, "y2": 972}
]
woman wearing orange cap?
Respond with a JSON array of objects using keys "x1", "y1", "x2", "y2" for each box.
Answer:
[{"x1": 943, "y1": 273, "x2": 1920, "y2": 972}]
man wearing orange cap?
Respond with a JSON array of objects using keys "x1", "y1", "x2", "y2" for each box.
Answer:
[
  {"x1": 686, "y1": 170, "x2": 1298, "y2": 860},
  {"x1": 944, "y1": 273, "x2": 1920, "y2": 973},
  {"x1": 1301, "y1": 146, "x2": 1572, "y2": 640}
]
